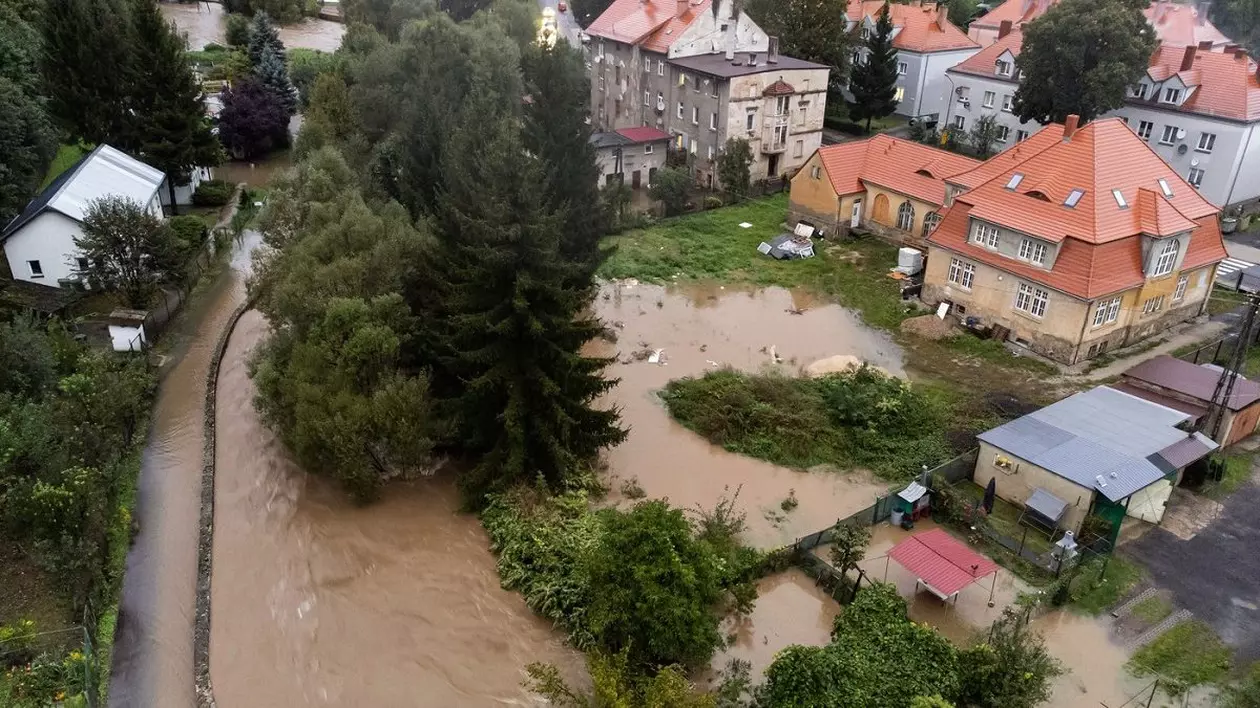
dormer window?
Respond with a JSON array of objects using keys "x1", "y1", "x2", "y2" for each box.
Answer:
[
  {"x1": 1129, "y1": 84, "x2": 1148, "y2": 99},
  {"x1": 1152, "y1": 239, "x2": 1180, "y2": 277},
  {"x1": 995, "y1": 59, "x2": 1012, "y2": 77},
  {"x1": 860, "y1": 26, "x2": 871, "y2": 40},
  {"x1": 1161, "y1": 88, "x2": 1182, "y2": 104}
]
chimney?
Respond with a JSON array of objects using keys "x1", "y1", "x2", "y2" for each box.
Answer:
[
  {"x1": 768, "y1": 36, "x2": 779, "y2": 63},
  {"x1": 1063, "y1": 114, "x2": 1080, "y2": 141},
  {"x1": 1226, "y1": 43, "x2": 1240, "y2": 53},
  {"x1": 676, "y1": 0, "x2": 688, "y2": 18},
  {"x1": 748, "y1": 51, "x2": 758, "y2": 66},
  {"x1": 1198, "y1": 40, "x2": 1213, "y2": 50},
  {"x1": 936, "y1": 6, "x2": 948, "y2": 30},
  {"x1": 1198, "y1": 0, "x2": 1209, "y2": 26},
  {"x1": 723, "y1": 2, "x2": 736, "y2": 60},
  {"x1": 998, "y1": 19, "x2": 1013, "y2": 39},
  {"x1": 1180, "y1": 44, "x2": 1197, "y2": 71}
]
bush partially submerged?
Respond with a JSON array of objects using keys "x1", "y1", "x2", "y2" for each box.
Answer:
[{"x1": 661, "y1": 366, "x2": 956, "y2": 479}]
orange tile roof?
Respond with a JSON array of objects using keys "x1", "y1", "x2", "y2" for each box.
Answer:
[
  {"x1": 846, "y1": 1, "x2": 978, "y2": 53},
  {"x1": 944, "y1": 124, "x2": 1063, "y2": 190},
  {"x1": 1138, "y1": 44, "x2": 1260, "y2": 121},
  {"x1": 949, "y1": 27, "x2": 1023, "y2": 78},
  {"x1": 973, "y1": 0, "x2": 1230, "y2": 48},
  {"x1": 929, "y1": 119, "x2": 1227, "y2": 300},
  {"x1": 816, "y1": 135, "x2": 980, "y2": 206},
  {"x1": 946, "y1": 118, "x2": 1218, "y2": 244},
  {"x1": 585, "y1": 0, "x2": 712, "y2": 54}
]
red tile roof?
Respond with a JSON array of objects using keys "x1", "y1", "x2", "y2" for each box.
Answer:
[
  {"x1": 949, "y1": 26, "x2": 1023, "y2": 78},
  {"x1": 888, "y1": 529, "x2": 998, "y2": 597},
  {"x1": 1139, "y1": 44, "x2": 1260, "y2": 122},
  {"x1": 815, "y1": 135, "x2": 980, "y2": 206},
  {"x1": 930, "y1": 119, "x2": 1227, "y2": 300},
  {"x1": 763, "y1": 79, "x2": 796, "y2": 96},
  {"x1": 615, "y1": 126, "x2": 672, "y2": 143},
  {"x1": 585, "y1": 0, "x2": 712, "y2": 54},
  {"x1": 973, "y1": 0, "x2": 1230, "y2": 48},
  {"x1": 847, "y1": 1, "x2": 978, "y2": 53}
]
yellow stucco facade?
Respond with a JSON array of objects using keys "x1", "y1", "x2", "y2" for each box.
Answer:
[
  {"x1": 975, "y1": 441, "x2": 1095, "y2": 533},
  {"x1": 787, "y1": 153, "x2": 942, "y2": 244}
]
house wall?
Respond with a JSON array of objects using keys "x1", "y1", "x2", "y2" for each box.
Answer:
[
  {"x1": 594, "y1": 141, "x2": 668, "y2": 187},
  {"x1": 947, "y1": 70, "x2": 1038, "y2": 145},
  {"x1": 974, "y1": 441, "x2": 1095, "y2": 533},
  {"x1": 669, "y1": 3, "x2": 767, "y2": 59},
  {"x1": 859, "y1": 183, "x2": 943, "y2": 246},
  {"x1": 159, "y1": 167, "x2": 208, "y2": 209},
  {"x1": 911, "y1": 48, "x2": 983, "y2": 121},
  {"x1": 725, "y1": 68, "x2": 830, "y2": 182},
  {"x1": 1109, "y1": 103, "x2": 1260, "y2": 207},
  {"x1": 3, "y1": 212, "x2": 86, "y2": 286},
  {"x1": 787, "y1": 152, "x2": 843, "y2": 230},
  {"x1": 1225, "y1": 403, "x2": 1260, "y2": 447}
]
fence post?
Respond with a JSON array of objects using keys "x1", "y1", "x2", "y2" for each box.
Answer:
[{"x1": 1019, "y1": 526, "x2": 1028, "y2": 555}]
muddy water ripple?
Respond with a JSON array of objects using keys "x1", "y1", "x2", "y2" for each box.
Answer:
[{"x1": 160, "y1": 2, "x2": 345, "y2": 51}]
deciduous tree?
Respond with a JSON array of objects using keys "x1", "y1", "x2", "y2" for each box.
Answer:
[
  {"x1": 217, "y1": 78, "x2": 291, "y2": 160},
  {"x1": 127, "y1": 0, "x2": 224, "y2": 206},
  {"x1": 1012, "y1": 0, "x2": 1156, "y2": 124},
  {"x1": 0, "y1": 2, "x2": 41, "y2": 90},
  {"x1": 829, "y1": 521, "x2": 871, "y2": 571},
  {"x1": 526, "y1": 648, "x2": 717, "y2": 707},
  {"x1": 848, "y1": 3, "x2": 899, "y2": 133},
  {"x1": 649, "y1": 166, "x2": 691, "y2": 216},
  {"x1": 74, "y1": 196, "x2": 183, "y2": 308},
  {"x1": 748, "y1": 0, "x2": 853, "y2": 87},
  {"x1": 716, "y1": 137, "x2": 753, "y2": 199},
  {"x1": 1211, "y1": 0, "x2": 1260, "y2": 55},
  {"x1": 957, "y1": 608, "x2": 1063, "y2": 708},
  {"x1": 0, "y1": 78, "x2": 56, "y2": 227},
  {"x1": 966, "y1": 113, "x2": 1003, "y2": 157}
]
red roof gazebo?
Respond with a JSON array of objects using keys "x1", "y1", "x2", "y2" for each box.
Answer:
[{"x1": 887, "y1": 529, "x2": 999, "y2": 603}]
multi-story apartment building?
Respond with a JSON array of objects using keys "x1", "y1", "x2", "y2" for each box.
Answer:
[
  {"x1": 585, "y1": 0, "x2": 830, "y2": 185},
  {"x1": 944, "y1": 22, "x2": 1033, "y2": 147},
  {"x1": 923, "y1": 116, "x2": 1229, "y2": 365},
  {"x1": 968, "y1": 0, "x2": 1230, "y2": 49},
  {"x1": 844, "y1": 1, "x2": 980, "y2": 120},
  {"x1": 1119, "y1": 43, "x2": 1260, "y2": 207}
]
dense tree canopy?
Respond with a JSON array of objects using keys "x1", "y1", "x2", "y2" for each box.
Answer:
[
  {"x1": 1012, "y1": 0, "x2": 1156, "y2": 124},
  {"x1": 717, "y1": 137, "x2": 753, "y2": 199},
  {"x1": 255, "y1": 45, "x2": 299, "y2": 115},
  {"x1": 217, "y1": 78, "x2": 291, "y2": 159},
  {"x1": 0, "y1": 77, "x2": 56, "y2": 227},
  {"x1": 41, "y1": 0, "x2": 135, "y2": 145},
  {"x1": 0, "y1": 1, "x2": 41, "y2": 90},
  {"x1": 748, "y1": 0, "x2": 853, "y2": 88},
  {"x1": 1211, "y1": 0, "x2": 1260, "y2": 55},
  {"x1": 848, "y1": 3, "x2": 899, "y2": 131},
  {"x1": 75, "y1": 196, "x2": 185, "y2": 307}
]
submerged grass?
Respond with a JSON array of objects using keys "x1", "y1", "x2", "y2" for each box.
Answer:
[
  {"x1": 1130, "y1": 619, "x2": 1232, "y2": 690},
  {"x1": 1068, "y1": 556, "x2": 1144, "y2": 615}
]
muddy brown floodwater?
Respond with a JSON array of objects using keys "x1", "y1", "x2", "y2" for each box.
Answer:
[
  {"x1": 160, "y1": 2, "x2": 345, "y2": 51},
  {"x1": 591, "y1": 280, "x2": 904, "y2": 548},
  {"x1": 208, "y1": 311, "x2": 583, "y2": 706}
]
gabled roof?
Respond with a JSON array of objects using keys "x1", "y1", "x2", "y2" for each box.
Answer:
[
  {"x1": 943, "y1": 124, "x2": 1064, "y2": 191},
  {"x1": 1123, "y1": 355, "x2": 1260, "y2": 411},
  {"x1": 814, "y1": 134, "x2": 980, "y2": 206},
  {"x1": 763, "y1": 79, "x2": 796, "y2": 96},
  {"x1": 943, "y1": 118, "x2": 1218, "y2": 245},
  {"x1": 2, "y1": 145, "x2": 165, "y2": 241},
  {"x1": 972, "y1": 0, "x2": 1231, "y2": 48},
  {"x1": 846, "y1": 0, "x2": 978, "y2": 53},
  {"x1": 590, "y1": 131, "x2": 633, "y2": 150},
  {"x1": 979, "y1": 386, "x2": 1218, "y2": 501},
  {"x1": 1136, "y1": 188, "x2": 1199, "y2": 236},
  {"x1": 585, "y1": 0, "x2": 712, "y2": 54},
  {"x1": 949, "y1": 26, "x2": 1023, "y2": 78},
  {"x1": 1137, "y1": 44, "x2": 1260, "y2": 122},
  {"x1": 615, "y1": 126, "x2": 672, "y2": 143}
]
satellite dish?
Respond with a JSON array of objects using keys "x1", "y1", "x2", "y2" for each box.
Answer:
[
  {"x1": 1191, "y1": 158, "x2": 1200, "y2": 167},
  {"x1": 1176, "y1": 128, "x2": 1187, "y2": 140}
]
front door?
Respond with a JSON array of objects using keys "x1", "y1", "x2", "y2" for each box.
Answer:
[
  {"x1": 850, "y1": 199, "x2": 862, "y2": 228},
  {"x1": 632, "y1": 170, "x2": 642, "y2": 189},
  {"x1": 767, "y1": 154, "x2": 780, "y2": 179}
]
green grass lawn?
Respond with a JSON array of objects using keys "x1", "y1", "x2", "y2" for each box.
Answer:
[
  {"x1": 600, "y1": 194, "x2": 912, "y2": 329},
  {"x1": 1204, "y1": 451, "x2": 1255, "y2": 500},
  {"x1": 1130, "y1": 620, "x2": 1232, "y2": 691},
  {"x1": 41, "y1": 143, "x2": 92, "y2": 189},
  {"x1": 1068, "y1": 555, "x2": 1144, "y2": 615},
  {"x1": 1130, "y1": 595, "x2": 1174, "y2": 624},
  {"x1": 951, "y1": 481, "x2": 1057, "y2": 555}
]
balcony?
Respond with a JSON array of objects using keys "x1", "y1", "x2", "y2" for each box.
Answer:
[{"x1": 762, "y1": 124, "x2": 788, "y2": 154}]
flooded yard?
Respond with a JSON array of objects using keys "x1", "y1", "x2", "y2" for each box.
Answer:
[
  {"x1": 160, "y1": 1, "x2": 345, "y2": 51},
  {"x1": 591, "y1": 280, "x2": 904, "y2": 548}
]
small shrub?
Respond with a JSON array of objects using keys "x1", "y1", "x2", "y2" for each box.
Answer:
[
  {"x1": 780, "y1": 489, "x2": 798, "y2": 512},
  {"x1": 191, "y1": 179, "x2": 234, "y2": 206},
  {"x1": 168, "y1": 215, "x2": 209, "y2": 248},
  {"x1": 203, "y1": 42, "x2": 227, "y2": 52},
  {"x1": 0, "y1": 619, "x2": 37, "y2": 664},
  {"x1": 619, "y1": 476, "x2": 646, "y2": 499},
  {"x1": 225, "y1": 13, "x2": 251, "y2": 46},
  {"x1": 703, "y1": 196, "x2": 724, "y2": 210}
]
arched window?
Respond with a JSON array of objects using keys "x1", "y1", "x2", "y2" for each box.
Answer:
[
  {"x1": 921, "y1": 211, "x2": 942, "y2": 238},
  {"x1": 1152, "y1": 238, "x2": 1180, "y2": 276},
  {"x1": 896, "y1": 201, "x2": 915, "y2": 231}
]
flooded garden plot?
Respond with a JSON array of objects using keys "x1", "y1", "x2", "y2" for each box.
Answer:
[{"x1": 160, "y1": 2, "x2": 344, "y2": 51}]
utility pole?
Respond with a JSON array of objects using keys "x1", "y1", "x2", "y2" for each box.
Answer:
[{"x1": 1200, "y1": 292, "x2": 1260, "y2": 440}]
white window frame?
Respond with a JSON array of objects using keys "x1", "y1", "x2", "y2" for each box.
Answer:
[
  {"x1": 1093, "y1": 296, "x2": 1122, "y2": 327},
  {"x1": 1142, "y1": 294, "x2": 1166, "y2": 315},
  {"x1": 948, "y1": 258, "x2": 975, "y2": 289},
  {"x1": 1160, "y1": 125, "x2": 1180, "y2": 145},
  {"x1": 1137, "y1": 121, "x2": 1154, "y2": 140},
  {"x1": 1196, "y1": 132, "x2": 1216, "y2": 153},
  {"x1": 922, "y1": 212, "x2": 941, "y2": 239},
  {"x1": 1014, "y1": 283, "x2": 1049, "y2": 318},
  {"x1": 710, "y1": 112, "x2": 718, "y2": 130},
  {"x1": 1152, "y1": 239, "x2": 1179, "y2": 277},
  {"x1": 27, "y1": 260, "x2": 43, "y2": 278},
  {"x1": 1130, "y1": 84, "x2": 1148, "y2": 99},
  {"x1": 1016, "y1": 129, "x2": 1029, "y2": 142},
  {"x1": 658, "y1": 61, "x2": 664, "y2": 76},
  {"x1": 677, "y1": 102, "x2": 684, "y2": 119},
  {"x1": 1174, "y1": 274, "x2": 1189, "y2": 301},
  {"x1": 1188, "y1": 167, "x2": 1205, "y2": 187},
  {"x1": 643, "y1": 143, "x2": 653, "y2": 154},
  {"x1": 982, "y1": 90, "x2": 995, "y2": 108},
  {"x1": 894, "y1": 86, "x2": 905, "y2": 102},
  {"x1": 995, "y1": 59, "x2": 1012, "y2": 77},
  {"x1": 897, "y1": 61, "x2": 908, "y2": 75},
  {"x1": 896, "y1": 201, "x2": 915, "y2": 231},
  {"x1": 996, "y1": 125, "x2": 1011, "y2": 143},
  {"x1": 644, "y1": 90, "x2": 650, "y2": 106},
  {"x1": 745, "y1": 110, "x2": 756, "y2": 132},
  {"x1": 1001, "y1": 94, "x2": 1013, "y2": 112},
  {"x1": 707, "y1": 145, "x2": 714, "y2": 161},
  {"x1": 810, "y1": 164, "x2": 822, "y2": 179},
  {"x1": 1162, "y1": 87, "x2": 1182, "y2": 104},
  {"x1": 692, "y1": 106, "x2": 699, "y2": 125},
  {"x1": 1018, "y1": 238, "x2": 1047, "y2": 265},
  {"x1": 953, "y1": 115, "x2": 966, "y2": 130},
  {"x1": 644, "y1": 58, "x2": 651, "y2": 74},
  {"x1": 975, "y1": 223, "x2": 1000, "y2": 248},
  {"x1": 793, "y1": 140, "x2": 804, "y2": 158}
]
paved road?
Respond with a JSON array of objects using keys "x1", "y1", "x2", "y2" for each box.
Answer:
[
  {"x1": 1126, "y1": 463, "x2": 1260, "y2": 662},
  {"x1": 537, "y1": 0, "x2": 582, "y2": 46}
]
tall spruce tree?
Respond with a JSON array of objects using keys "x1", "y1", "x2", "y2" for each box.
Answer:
[
  {"x1": 0, "y1": 77, "x2": 57, "y2": 226},
  {"x1": 847, "y1": 3, "x2": 899, "y2": 133},
  {"x1": 520, "y1": 42, "x2": 607, "y2": 279},
  {"x1": 127, "y1": 0, "x2": 223, "y2": 205},
  {"x1": 255, "y1": 45, "x2": 298, "y2": 115},
  {"x1": 41, "y1": 0, "x2": 136, "y2": 145},
  {"x1": 248, "y1": 11, "x2": 285, "y2": 67},
  {"x1": 436, "y1": 114, "x2": 625, "y2": 500}
]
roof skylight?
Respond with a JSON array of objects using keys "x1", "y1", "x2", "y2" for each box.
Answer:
[
  {"x1": 1158, "y1": 178, "x2": 1174, "y2": 198},
  {"x1": 1064, "y1": 189, "x2": 1085, "y2": 208},
  {"x1": 1112, "y1": 189, "x2": 1128, "y2": 208},
  {"x1": 1005, "y1": 173, "x2": 1024, "y2": 190}
]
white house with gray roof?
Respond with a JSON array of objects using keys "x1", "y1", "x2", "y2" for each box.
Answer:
[
  {"x1": 974, "y1": 385, "x2": 1217, "y2": 535},
  {"x1": 1, "y1": 145, "x2": 166, "y2": 288}
]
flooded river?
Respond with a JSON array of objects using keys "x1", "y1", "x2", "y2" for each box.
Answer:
[
  {"x1": 160, "y1": 1, "x2": 345, "y2": 51},
  {"x1": 207, "y1": 310, "x2": 582, "y2": 706},
  {"x1": 591, "y1": 280, "x2": 903, "y2": 548}
]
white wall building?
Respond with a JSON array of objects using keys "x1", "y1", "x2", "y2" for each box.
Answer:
[{"x1": 1, "y1": 145, "x2": 166, "y2": 288}]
